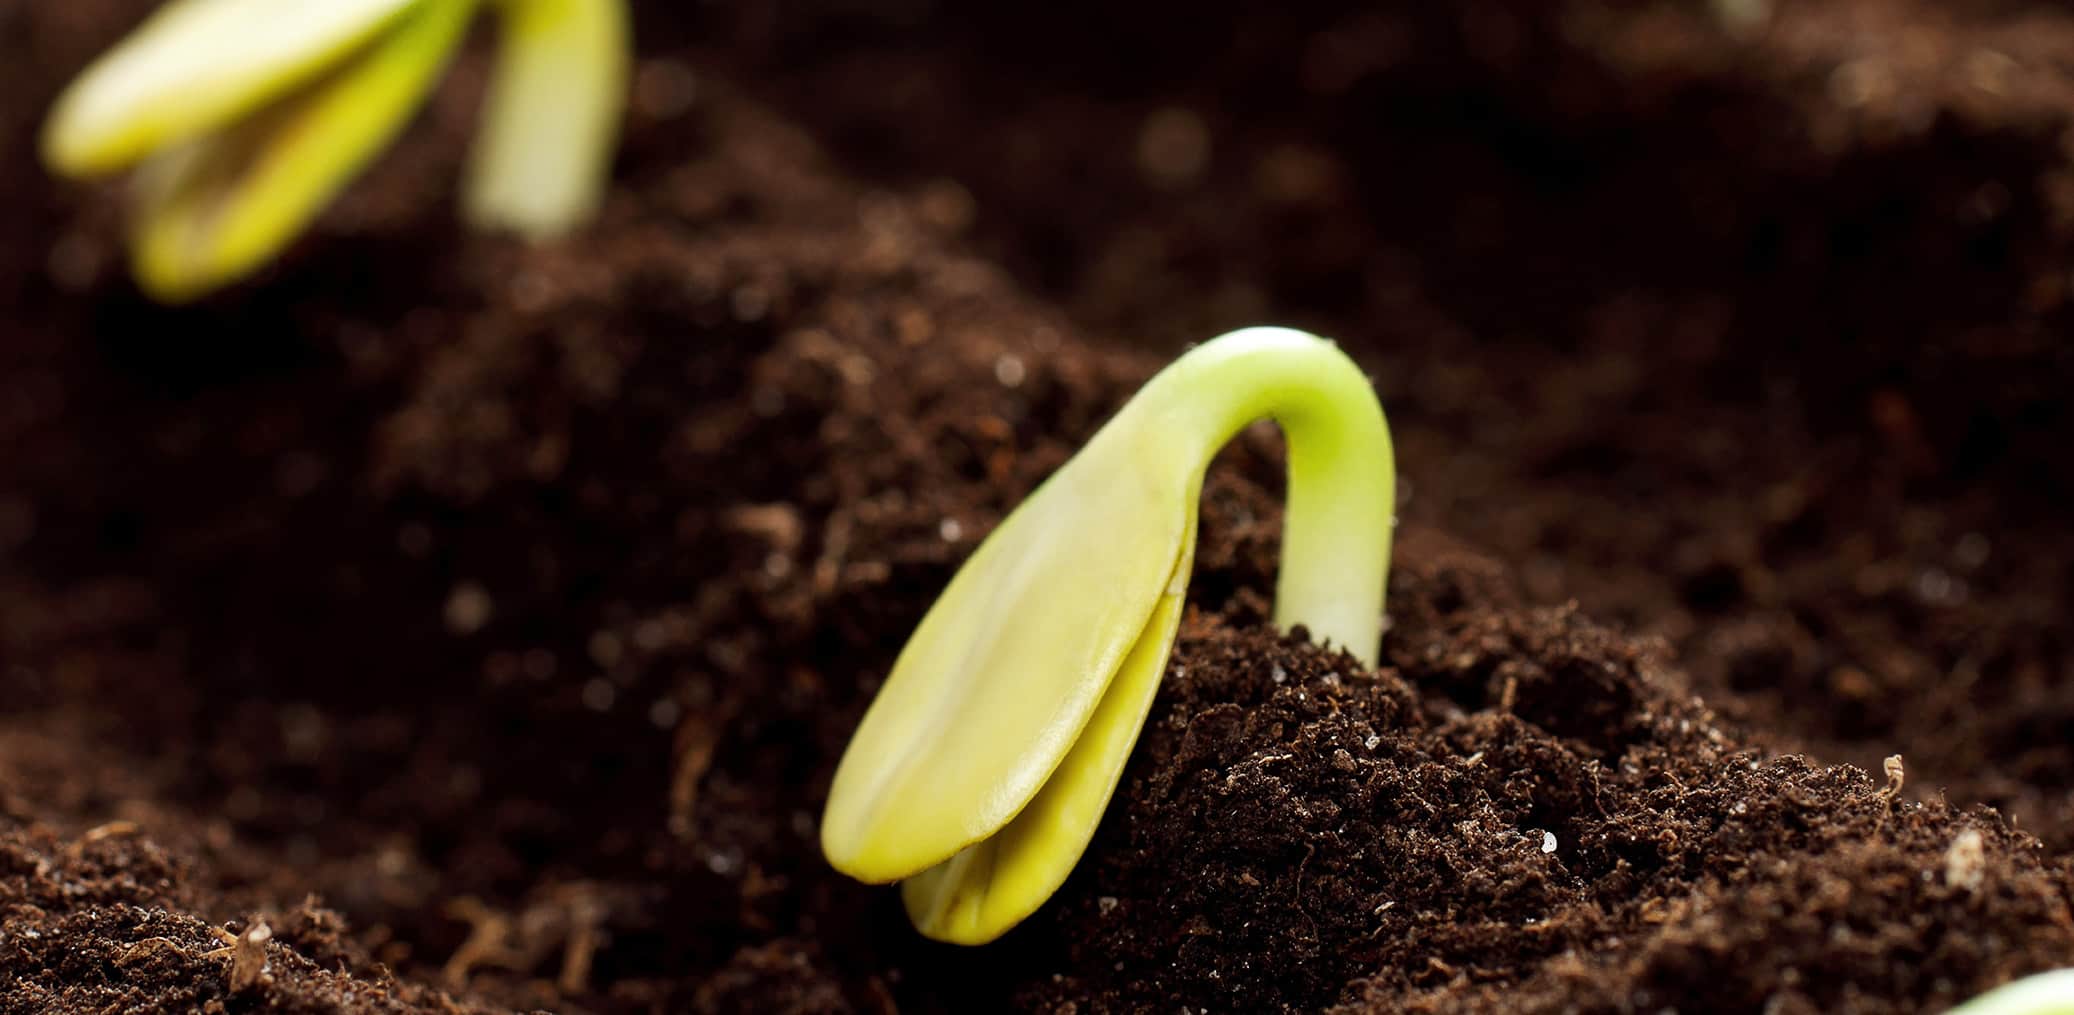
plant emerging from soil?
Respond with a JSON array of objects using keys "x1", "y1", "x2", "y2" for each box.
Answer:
[
  {"x1": 822, "y1": 326, "x2": 1395, "y2": 944},
  {"x1": 1951, "y1": 969, "x2": 2074, "y2": 1014},
  {"x1": 41, "y1": 0, "x2": 628, "y2": 302}
]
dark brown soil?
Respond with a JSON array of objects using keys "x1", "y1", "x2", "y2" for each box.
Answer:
[{"x1": 3, "y1": 2, "x2": 2073, "y2": 1012}]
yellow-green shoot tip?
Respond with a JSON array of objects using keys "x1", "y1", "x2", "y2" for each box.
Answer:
[{"x1": 823, "y1": 326, "x2": 1395, "y2": 944}]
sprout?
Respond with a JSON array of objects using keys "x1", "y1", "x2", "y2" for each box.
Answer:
[
  {"x1": 40, "y1": 0, "x2": 629, "y2": 303},
  {"x1": 822, "y1": 327, "x2": 1395, "y2": 944},
  {"x1": 1949, "y1": 970, "x2": 2074, "y2": 1015}
]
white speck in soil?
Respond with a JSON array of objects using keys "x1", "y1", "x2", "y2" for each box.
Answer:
[
  {"x1": 1097, "y1": 896, "x2": 1119, "y2": 916},
  {"x1": 376, "y1": 845, "x2": 410, "y2": 877},
  {"x1": 939, "y1": 518, "x2": 963, "y2": 542},
  {"x1": 1914, "y1": 566, "x2": 1966, "y2": 605},
  {"x1": 994, "y1": 355, "x2": 1026, "y2": 387},
  {"x1": 444, "y1": 582, "x2": 494, "y2": 635},
  {"x1": 1542, "y1": 831, "x2": 1558, "y2": 854},
  {"x1": 1945, "y1": 828, "x2": 1987, "y2": 892},
  {"x1": 1271, "y1": 663, "x2": 1287, "y2": 684}
]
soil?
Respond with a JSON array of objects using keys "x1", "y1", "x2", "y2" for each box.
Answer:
[{"x1": 3, "y1": 1, "x2": 2073, "y2": 1013}]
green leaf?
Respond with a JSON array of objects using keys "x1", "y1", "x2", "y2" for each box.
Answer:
[
  {"x1": 821, "y1": 398, "x2": 1198, "y2": 888},
  {"x1": 900, "y1": 522, "x2": 1194, "y2": 944},
  {"x1": 42, "y1": 0, "x2": 420, "y2": 176},
  {"x1": 464, "y1": 0, "x2": 629, "y2": 236},
  {"x1": 127, "y1": 0, "x2": 476, "y2": 302}
]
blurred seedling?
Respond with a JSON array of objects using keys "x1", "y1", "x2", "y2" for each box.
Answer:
[
  {"x1": 822, "y1": 326, "x2": 1396, "y2": 944},
  {"x1": 42, "y1": 0, "x2": 629, "y2": 302}
]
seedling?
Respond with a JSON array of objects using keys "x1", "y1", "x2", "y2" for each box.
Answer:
[
  {"x1": 41, "y1": 0, "x2": 629, "y2": 302},
  {"x1": 822, "y1": 327, "x2": 1395, "y2": 944},
  {"x1": 1950, "y1": 970, "x2": 2074, "y2": 1015}
]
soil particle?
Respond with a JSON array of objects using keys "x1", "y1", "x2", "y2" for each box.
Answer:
[{"x1": 0, "y1": 821, "x2": 493, "y2": 1013}]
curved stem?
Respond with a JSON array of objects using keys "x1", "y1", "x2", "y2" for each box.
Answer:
[
  {"x1": 1131, "y1": 326, "x2": 1395, "y2": 665},
  {"x1": 466, "y1": 0, "x2": 629, "y2": 236}
]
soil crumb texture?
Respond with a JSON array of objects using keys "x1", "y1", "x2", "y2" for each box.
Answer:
[{"x1": 4, "y1": 1, "x2": 2074, "y2": 1013}]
